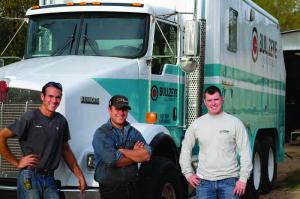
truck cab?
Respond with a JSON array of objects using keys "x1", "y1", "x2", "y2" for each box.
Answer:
[{"x1": 0, "y1": 1, "x2": 188, "y2": 198}]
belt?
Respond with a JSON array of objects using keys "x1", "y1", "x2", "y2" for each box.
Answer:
[{"x1": 25, "y1": 166, "x2": 54, "y2": 176}]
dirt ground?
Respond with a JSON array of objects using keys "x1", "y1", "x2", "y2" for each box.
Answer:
[{"x1": 260, "y1": 143, "x2": 300, "y2": 199}]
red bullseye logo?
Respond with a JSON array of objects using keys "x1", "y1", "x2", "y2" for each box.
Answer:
[
  {"x1": 151, "y1": 85, "x2": 158, "y2": 101},
  {"x1": 252, "y1": 27, "x2": 258, "y2": 62},
  {"x1": 0, "y1": 80, "x2": 8, "y2": 103}
]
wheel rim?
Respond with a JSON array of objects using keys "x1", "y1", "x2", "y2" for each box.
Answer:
[
  {"x1": 161, "y1": 182, "x2": 176, "y2": 199},
  {"x1": 253, "y1": 151, "x2": 261, "y2": 190},
  {"x1": 268, "y1": 147, "x2": 275, "y2": 182}
]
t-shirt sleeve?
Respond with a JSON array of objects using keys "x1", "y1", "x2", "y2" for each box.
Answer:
[
  {"x1": 179, "y1": 120, "x2": 197, "y2": 178},
  {"x1": 7, "y1": 112, "x2": 32, "y2": 139},
  {"x1": 63, "y1": 117, "x2": 71, "y2": 142}
]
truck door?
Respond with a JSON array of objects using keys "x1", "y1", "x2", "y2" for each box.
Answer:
[{"x1": 150, "y1": 19, "x2": 184, "y2": 146}]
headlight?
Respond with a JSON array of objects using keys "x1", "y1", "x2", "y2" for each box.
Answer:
[{"x1": 86, "y1": 153, "x2": 95, "y2": 170}]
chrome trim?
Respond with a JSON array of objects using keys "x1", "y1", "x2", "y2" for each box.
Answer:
[
  {"x1": 0, "y1": 185, "x2": 17, "y2": 191},
  {"x1": 60, "y1": 189, "x2": 99, "y2": 192},
  {"x1": 0, "y1": 186, "x2": 100, "y2": 192}
]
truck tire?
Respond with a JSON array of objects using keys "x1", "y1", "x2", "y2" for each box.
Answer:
[
  {"x1": 138, "y1": 156, "x2": 184, "y2": 199},
  {"x1": 243, "y1": 140, "x2": 262, "y2": 199},
  {"x1": 0, "y1": 190, "x2": 17, "y2": 199},
  {"x1": 260, "y1": 137, "x2": 277, "y2": 193}
]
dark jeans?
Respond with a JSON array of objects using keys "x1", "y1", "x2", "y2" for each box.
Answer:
[{"x1": 99, "y1": 182, "x2": 138, "y2": 199}]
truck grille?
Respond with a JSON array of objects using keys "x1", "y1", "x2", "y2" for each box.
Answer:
[{"x1": 0, "y1": 88, "x2": 41, "y2": 177}]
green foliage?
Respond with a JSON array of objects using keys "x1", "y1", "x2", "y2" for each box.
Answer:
[
  {"x1": 254, "y1": 0, "x2": 300, "y2": 31},
  {"x1": 0, "y1": 0, "x2": 38, "y2": 64},
  {"x1": 0, "y1": 0, "x2": 37, "y2": 18}
]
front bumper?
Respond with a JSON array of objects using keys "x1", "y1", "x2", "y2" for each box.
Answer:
[
  {"x1": 60, "y1": 188, "x2": 100, "y2": 199},
  {"x1": 0, "y1": 185, "x2": 100, "y2": 199}
]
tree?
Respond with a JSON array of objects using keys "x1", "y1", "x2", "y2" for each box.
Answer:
[
  {"x1": 0, "y1": 0, "x2": 38, "y2": 64},
  {"x1": 254, "y1": 0, "x2": 300, "y2": 31}
]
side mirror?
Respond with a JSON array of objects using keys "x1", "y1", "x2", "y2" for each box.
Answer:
[
  {"x1": 184, "y1": 20, "x2": 200, "y2": 56},
  {"x1": 180, "y1": 20, "x2": 200, "y2": 73},
  {"x1": 0, "y1": 59, "x2": 4, "y2": 67},
  {"x1": 180, "y1": 57, "x2": 198, "y2": 73}
]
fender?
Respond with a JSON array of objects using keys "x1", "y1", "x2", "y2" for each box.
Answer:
[
  {"x1": 251, "y1": 127, "x2": 283, "y2": 162},
  {"x1": 131, "y1": 123, "x2": 170, "y2": 144},
  {"x1": 132, "y1": 123, "x2": 179, "y2": 165}
]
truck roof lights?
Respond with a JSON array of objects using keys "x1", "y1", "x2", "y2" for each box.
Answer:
[
  {"x1": 79, "y1": 2, "x2": 88, "y2": 6},
  {"x1": 30, "y1": 2, "x2": 143, "y2": 10},
  {"x1": 31, "y1": 5, "x2": 40, "y2": 10},
  {"x1": 132, "y1": 3, "x2": 143, "y2": 7},
  {"x1": 91, "y1": 2, "x2": 101, "y2": 5},
  {"x1": 66, "y1": 2, "x2": 75, "y2": 6},
  {"x1": 66, "y1": 2, "x2": 74, "y2": 6}
]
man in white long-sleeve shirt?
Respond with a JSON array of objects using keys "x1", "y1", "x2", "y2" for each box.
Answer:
[{"x1": 179, "y1": 86, "x2": 252, "y2": 199}]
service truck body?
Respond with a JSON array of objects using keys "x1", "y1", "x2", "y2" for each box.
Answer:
[{"x1": 0, "y1": 0, "x2": 285, "y2": 198}]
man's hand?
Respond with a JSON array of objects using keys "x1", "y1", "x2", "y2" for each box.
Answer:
[
  {"x1": 78, "y1": 176, "x2": 87, "y2": 194},
  {"x1": 233, "y1": 180, "x2": 247, "y2": 196},
  {"x1": 62, "y1": 142, "x2": 87, "y2": 193},
  {"x1": 118, "y1": 140, "x2": 150, "y2": 163},
  {"x1": 17, "y1": 154, "x2": 39, "y2": 169},
  {"x1": 186, "y1": 174, "x2": 200, "y2": 188},
  {"x1": 118, "y1": 141, "x2": 144, "y2": 153},
  {"x1": 133, "y1": 141, "x2": 144, "y2": 150}
]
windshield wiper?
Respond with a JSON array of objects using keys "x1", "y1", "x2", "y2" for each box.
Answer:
[
  {"x1": 51, "y1": 24, "x2": 77, "y2": 56},
  {"x1": 82, "y1": 23, "x2": 99, "y2": 56}
]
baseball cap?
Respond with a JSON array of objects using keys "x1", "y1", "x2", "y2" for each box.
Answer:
[{"x1": 109, "y1": 95, "x2": 131, "y2": 110}]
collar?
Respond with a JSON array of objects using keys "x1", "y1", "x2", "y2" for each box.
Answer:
[
  {"x1": 106, "y1": 119, "x2": 131, "y2": 130},
  {"x1": 207, "y1": 111, "x2": 225, "y2": 118}
]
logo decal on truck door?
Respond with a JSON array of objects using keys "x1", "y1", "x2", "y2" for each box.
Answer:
[
  {"x1": 252, "y1": 27, "x2": 258, "y2": 62},
  {"x1": 151, "y1": 85, "x2": 158, "y2": 101}
]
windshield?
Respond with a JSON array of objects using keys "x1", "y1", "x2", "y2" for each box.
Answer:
[{"x1": 25, "y1": 13, "x2": 149, "y2": 59}]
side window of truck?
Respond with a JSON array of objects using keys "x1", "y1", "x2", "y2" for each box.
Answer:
[
  {"x1": 152, "y1": 21, "x2": 177, "y2": 74},
  {"x1": 228, "y1": 8, "x2": 238, "y2": 52}
]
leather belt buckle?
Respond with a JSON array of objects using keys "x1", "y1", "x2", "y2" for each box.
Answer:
[{"x1": 26, "y1": 166, "x2": 54, "y2": 176}]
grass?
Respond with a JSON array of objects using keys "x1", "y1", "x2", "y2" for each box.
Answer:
[{"x1": 282, "y1": 169, "x2": 300, "y2": 191}]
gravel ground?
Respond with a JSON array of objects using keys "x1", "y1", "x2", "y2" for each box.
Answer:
[{"x1": 260, "y1": 144, "x2": 300, "y2": 199}]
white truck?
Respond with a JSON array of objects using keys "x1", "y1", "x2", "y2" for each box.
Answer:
[{"x1": 0, "y1": 0, "x2": 285, "y2": 198}]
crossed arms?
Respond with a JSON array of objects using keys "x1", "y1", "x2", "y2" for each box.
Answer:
[{"x1": 116, "y1": 141, "x2": 151, "y2": 167}]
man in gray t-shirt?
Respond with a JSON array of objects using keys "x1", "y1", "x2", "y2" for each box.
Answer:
[
  {"x1": 0, "y1": 82, "x2": 86, "y2": 199},
  {"x1": 8, "y1": 108, "x2": 70, "y2": 171}
]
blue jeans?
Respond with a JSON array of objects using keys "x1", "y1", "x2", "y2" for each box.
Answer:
[
  {"x1": 196, "y1": 178, "x2": 240, "y2": 199},
  {"x1": 17, "y1": 169, "x2": 59, "y2": 199}
]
